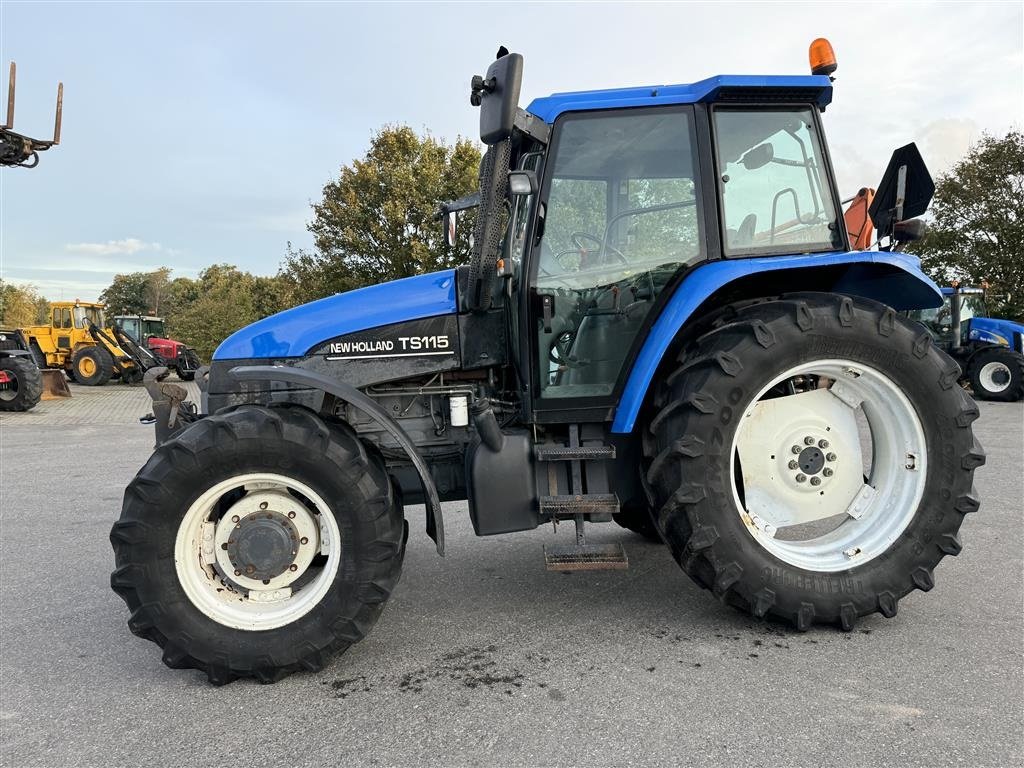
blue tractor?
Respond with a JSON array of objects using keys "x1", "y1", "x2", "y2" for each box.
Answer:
[
  {"x1": 907, "y1": 285, "x2": 1024, "y2": 401},
  {"x1": 111, "y1": 42, "x2": 985, "y2": 684}
]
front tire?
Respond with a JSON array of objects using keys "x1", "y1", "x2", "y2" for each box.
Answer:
[
  {"x1": 968, "y1": 347, "x2": 1024, "y2": 401},
  {"x1": 71, "y1": 346, "x2": 113, "y2": 386},
  {"x1": 110, "y1": 405, "x2": 406, "y2": 684},
  {"x1": 0, "y1": 356, "x2": 44, "y2": 412},
  {"x1": 644, "y1": 294, "x2": 984, "y2": 630}
]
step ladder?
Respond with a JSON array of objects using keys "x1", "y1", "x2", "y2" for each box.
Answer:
[{"x1": 537, "y1": 425, "x2": 628, "y2": 572}]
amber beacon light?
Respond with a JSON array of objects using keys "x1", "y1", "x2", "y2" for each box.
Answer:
[{"x1": 809, "y1": 38, "x2": 837, "y2": 77}]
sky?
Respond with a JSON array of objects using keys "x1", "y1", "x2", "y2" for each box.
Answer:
[{"x1": 1, "y1": 0, "x2": 1022, "y2": 301}]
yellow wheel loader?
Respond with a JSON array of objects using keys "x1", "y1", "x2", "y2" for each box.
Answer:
[{"x1": 21, "y1": 301, "x2": 155, "y2": 386}]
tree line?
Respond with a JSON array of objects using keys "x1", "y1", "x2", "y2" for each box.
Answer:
[{"x1": 1, "y1": 126, "x2": 1020, "y2": 361}]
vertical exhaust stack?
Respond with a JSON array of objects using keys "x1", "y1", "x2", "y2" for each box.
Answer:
[{"x1": 0, "y1": 61, "x2": 64, "y2": 168}]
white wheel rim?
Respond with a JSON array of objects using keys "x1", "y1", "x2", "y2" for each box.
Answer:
[
  {"x1": 174, "y1": 472, "x2": 341, "y2": 631},
  {"x1": 979, "y1": 361, "x2": 1011, "y2": 393},
  {"x1": 730, "y1": 359, "x2": 927, "y2": 572}
]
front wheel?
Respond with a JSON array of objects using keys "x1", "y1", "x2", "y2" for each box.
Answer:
[
  {"x1": 645, "y1": 294, "x2": 984, "y2": 630},
  {"x1": 71, "y1": 346, "x2": 113, "y2": 386},
  {"x1": 968, "y1": 347, "x2": 1024, "y2": 402},
  {"x1": 0, "y1": 356, "x2": 44, "y2": 411},
  {"x1": 110, "y1": 405, "x2": 406, "y2": 684}
]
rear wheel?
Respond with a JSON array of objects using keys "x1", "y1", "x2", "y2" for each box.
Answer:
[
  {"x1": 71, "y1": 346, "x2": 113, "y2": 386},
  {"x1": 968, "y1": 347, "x2": 1024, "y2": 401},
  {"x1": 645, "y1": 294, "x2": 984, "y2": 630},
  {"x1": 0, "y1": 356, "x2": 44, "y2": 412},
  {"x1": 110, "y1": 405, "x2": 406, "y2": 684}
]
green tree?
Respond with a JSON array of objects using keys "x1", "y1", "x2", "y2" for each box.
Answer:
[
  {"x1": 0, "y1": 279, "x2": 49, "y2": 327},
  {"x1": 99, "y1": 267, "x2": 174, "y2": 316},
  {"x1": 909, "y1": 131, "x2": 1024, "y2": 319},
  {"x1": 165, "y1": 264, "x2": 286, "y2": 360},
  {"x1": 281, "y1": 126, "x2": 481, "y2": 304}
]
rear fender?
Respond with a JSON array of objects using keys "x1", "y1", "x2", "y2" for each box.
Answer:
[{"x1": 611, "y1": 250, "x2": 942, "y2": 433}]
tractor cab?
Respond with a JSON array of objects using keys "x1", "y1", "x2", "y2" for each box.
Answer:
[{"x1": 116, "y1": 315, "x2": 166, "y2": 343}]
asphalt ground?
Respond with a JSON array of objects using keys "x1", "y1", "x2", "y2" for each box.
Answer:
[{"x1": 1, "y1": 385, "x2": 1022, "y2": 767}]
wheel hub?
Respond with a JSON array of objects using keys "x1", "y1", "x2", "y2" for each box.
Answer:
[
  {"x1": 226, "y1": 511, "x2": 299, "y2": 581},
  {"x1": 731, "y1": 360, "x2": 928, "y2": 572},
  {"x1": 212, "y1": 488, "x2": 321, "y2": 592}
]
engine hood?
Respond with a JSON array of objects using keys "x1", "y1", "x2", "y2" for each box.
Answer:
[
  {"x1": 969, "y1": 316, "x2": 1024, "y2": 346},
  {"x1": 214, "y1": 270, "x2": 458, "y2": 360}
]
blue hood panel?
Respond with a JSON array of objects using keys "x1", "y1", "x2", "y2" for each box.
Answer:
[
  {"x1": 970, "y1": 316, "x2": 1024, "y2": 343},
  {"x1": 214, "y1": 270, "x2": 458, "y2": 360}
]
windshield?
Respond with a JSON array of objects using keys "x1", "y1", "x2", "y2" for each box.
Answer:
[
  {"x1": 141, "y1": 319, "x2": 165, "y2": 337},
  {"x1": 72, "y1": 306, "x2": 106, "y2": 329},
  {"x1": 533, "y1": 108, "x2": 702, "y2": 399},
  {"x1": 714, "y1": 107, "x2": 841, "y2": 254},
  {"x1": 911, "y1": 293, "x2": 987, "y2": 340}
]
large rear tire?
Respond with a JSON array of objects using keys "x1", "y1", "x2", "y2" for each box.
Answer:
[
  {"x1": 968, "y1": 347, "x2": 1024, "y2": 402},
  {"x1": 110, "y1": 405, "x2": 406, "y2": 684},
  {"x1": 71, "y1": 346, "x2": 113, "y2": 386},
  {"x1": 0, "y1": 356, "x2": 44, "y2": 412},
  {"x1": 644, "y1": 294, "x2": 984, "y2": 630}
]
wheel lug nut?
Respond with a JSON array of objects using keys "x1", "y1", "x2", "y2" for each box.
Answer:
[
  {"x1": 289, "y1": 564, "x2": 298, "y2": 572},
  {"x1": 259, "y1": 502, "x2": 268, "y2": 510},
  {"x1": 220, "y1": 543, "x2": 228, "y2": 550},
  {"x1": 788, "y1": 460, "x2": 799, "y2": 470},
  {"x1": 300, "y1": 536, "x2": 308, "y2": 545},
  {"x1": 795, "y1": 474, "x2": 807, "y2": 483},
  {"x1": 288, "y1": 511, "x2": 296, "y2": 519},
  {"x1": 234, "y1": 569, "x2": 241, "y2": 576},
  {"x1": 231, "y1": 515, "x2": 240, "y2": 523},
  {"x1": 245, "y1": 565, "x2": 255, "y2": 574},
  {"x1": 804, "y1": 436, "x2": 815, "y2": 446},
  {"x1": 810, "y1": 476, "x2": 821, "y2": 486},
  {"x1": 818, "y1": 439, "x2": 829, "y2": 449},
  {"x1": 823, "y1": 468, "x2": 834, "y2": 477},
  {"x1": 826, "y1": 452, "x2": 837, "y2": 462},
  {"x1": 791, "y1": 445, "x2": 802, "y2": 454}
]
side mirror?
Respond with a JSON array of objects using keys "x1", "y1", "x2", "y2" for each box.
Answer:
[
  {"x1": 741, "y1": 143, "x2": 774, "y2": 171},
  {"x1": 869, "y1": 143, "x2": 934, "y2": 238},
  {"x1": 473, "y1": 50, "x2": 523, "y2": 145},
  {"x1": 443, "y1": 210, "x2": 458, "y2": 247},
  {"x1": 508, "y1": 170, "x2": 537, "y2": 196},
  {"x1": 893, "y1": 218, "x2": 927, "y2": 243}
]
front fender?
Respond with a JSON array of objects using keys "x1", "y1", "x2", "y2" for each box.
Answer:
[
  {"x1": 611, "y1": 250, "x2": 941, "y2": 433},
  {"x1": 230, "y1": 364, "x2": 445, "y2": 556}
]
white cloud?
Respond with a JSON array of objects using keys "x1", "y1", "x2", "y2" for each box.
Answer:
[
  {"x1": 64, "y1": 238, "x2": 163, "y2": 256},
  {"x1": 918, "y1": 119, "x2": 981, "y2": 175}
]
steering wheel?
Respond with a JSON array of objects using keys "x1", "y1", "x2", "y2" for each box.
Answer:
[{"x1": 554, "y1": 232, "x2": 629, "y2": 270}]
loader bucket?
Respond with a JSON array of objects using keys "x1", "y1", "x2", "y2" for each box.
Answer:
[{"x1": 41, "y1": 369, "x2": 71, "y2": 400}]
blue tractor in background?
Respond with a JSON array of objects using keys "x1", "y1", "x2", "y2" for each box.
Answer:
[
  {"x1": 907, "y1": 285, "x2": 1024, "y2": 401},
  {"x1": 110, "y1": 41, "x2": 984, "y2": 684}
]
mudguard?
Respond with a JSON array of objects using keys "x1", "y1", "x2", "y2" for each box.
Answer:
[
  {"x1": 611, "y1": 250, "x2": 942, "y2": 433},
  {"x1": 230, "y1": 364, "x2": 445, "y2": 556}
]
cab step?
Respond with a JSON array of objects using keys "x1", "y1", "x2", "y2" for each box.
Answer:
[
  {"x1": 543, "y1": 542, "x2": 629, "y2": 572},
  {"x1": 539, "y1": 493, "x2": 619, "y2": 517},
  {"x1": 535, "y1": 444, "x2": 616, "y2": 461}
]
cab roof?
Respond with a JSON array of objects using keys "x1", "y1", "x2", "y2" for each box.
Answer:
[{"x1": 525, "y1": 74, "x2": 832, "y2": 123}]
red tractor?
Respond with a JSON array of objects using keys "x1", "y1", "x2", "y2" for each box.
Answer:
[{"x1": 113, "y1": 315, "x2": 201, "y2": 381}]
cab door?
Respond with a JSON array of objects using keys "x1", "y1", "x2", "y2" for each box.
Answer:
[
  {"x1": 524, "y1": 106, "x2": 707, "y2": 422},
  {"x1": 53, "y1": 307, "x2": 73, "y2": 351}
]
